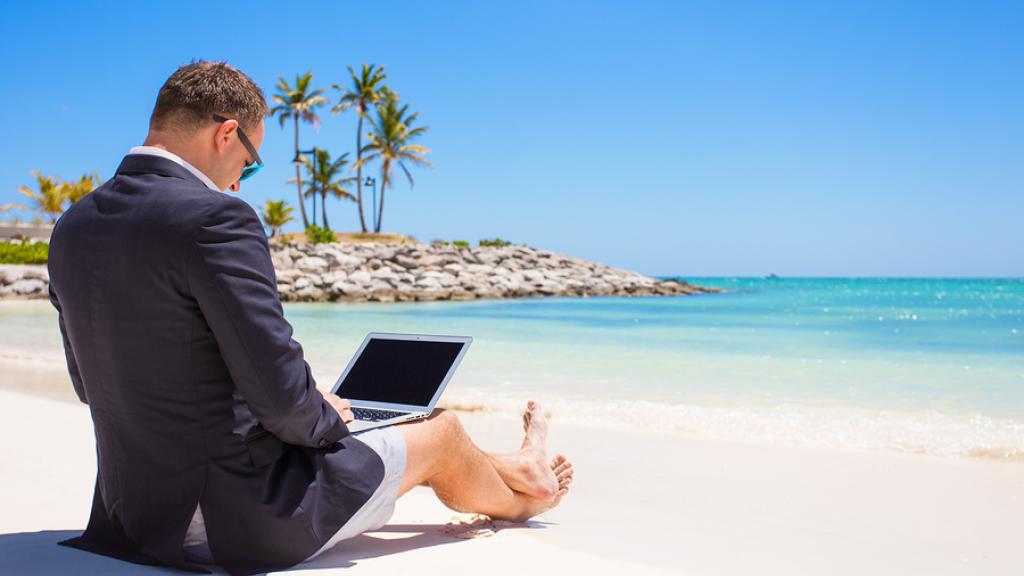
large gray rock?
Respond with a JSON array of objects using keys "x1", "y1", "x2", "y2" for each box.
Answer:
[
  {"x1": 370, "y1": 267, "x2": 399, "y2": 284},
  {"x1": 320, "y1": 271, "x2": 349, "y2": 285},
  {"x1": 329, "y1": 281, "x2": 360, "y2": 297},
  {"x1": 348, "y1": 270, "x2": 372, "y2": 285},
  {"x1": 22, "y1": 269, "x2": 49, "y2": 281},
  {"x1": 270, "y1": 250, "x2": 293, "y2": 269},
  {"x1": 415, "y1": 276, "x2": 442, "y2": 289},
  {"x1": 1, "y1": 269, "x2": 25, "y2": 284},
  {"x1": 10, "y1": 279, "x2": 45, "y2": 295},
  {"x1": 294, "y1": 256, "x2": 329, "y2": 273}
]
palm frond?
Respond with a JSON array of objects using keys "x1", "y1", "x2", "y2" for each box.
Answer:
[{"x1": 332, "y1": 63, "x2": 390, "y2": 119}]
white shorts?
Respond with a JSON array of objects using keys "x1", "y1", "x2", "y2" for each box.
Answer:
[
  {"x1": 304, "y1": 425, "x2": 407, "y2": 560},
  {"x1": 183, "y1": 425, "x2": 407, "y2": 565}
]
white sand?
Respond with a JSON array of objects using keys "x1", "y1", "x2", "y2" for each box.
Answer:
[{"x1": 1, "y1": 385, "x2": 1022, "y2": 575}]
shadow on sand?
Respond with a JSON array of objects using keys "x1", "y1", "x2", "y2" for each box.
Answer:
[{"x1": 0, "y1": 521, "x2": 550, "y2": 575}]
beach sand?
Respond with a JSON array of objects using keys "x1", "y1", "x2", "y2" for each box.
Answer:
[{"x1": 1, "y1": 367, "x2": 1022, "y2": 575}]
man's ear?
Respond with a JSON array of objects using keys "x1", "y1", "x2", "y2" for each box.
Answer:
[{"x1": 213, "y1": 119, "x2": 238, "y2": 154}]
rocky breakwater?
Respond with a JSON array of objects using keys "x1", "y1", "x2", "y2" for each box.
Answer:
[
  {"x1": 0, "y1": 265, "x2": 49, "y2": 299},
  {"x1": 0, "y1": 244, "x2": 719, "y2": 303},
  {"x1": 272, "y1": 242, "x2": 718, "y2": 303}
]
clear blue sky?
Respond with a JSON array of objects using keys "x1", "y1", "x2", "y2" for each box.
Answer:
[{"x1": 1, "y1": 1, "x2": 1021, "y2": 277}]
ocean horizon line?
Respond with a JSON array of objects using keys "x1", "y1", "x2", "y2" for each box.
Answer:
[{"x1": 662, "y1": 275, "x2": 1024, "y2": 281}]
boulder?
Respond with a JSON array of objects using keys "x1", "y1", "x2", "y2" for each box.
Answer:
[
  {"x1": 22, "y1": 269, "x2": 49, "y2": 281},
  {"x1": 320, "y1": 271, "x2": 349, "y2": 285},
  {"x1": 294, "y1": 286, "x2": 326, "y2": 301},
  {"x1": 294, "y1": 256, "x2": 329, "y2": 273},
  {"x1": 415, "y1": 276, "x2": 442, "y2": 289},
  {"x1": 520, "y1": 269, "x2": 545, "y2": 283},
  {"x1": 1, "y1": 269, "x2": 25, "y2": 284},
  {"x1": 270, "y1": 250, "x2": 293, "y2": 269},
  {"x1": 393, "y1": 254, "x2": 420, "y2": 269},
  {"x1": 348, "y1": 270, "x2": 372, "y2": 285},
  {"x1": 10, "y1": 279, "x2": 45, "y2": 295}
]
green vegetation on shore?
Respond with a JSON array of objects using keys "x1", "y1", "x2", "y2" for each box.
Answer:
[
  {"x1": 0, "y1": 240, "x2": 48, "y2": 264},
  {"x1": 479, "y1": 238, "x2": 512, "y2": 247},
  {"x1": 304, "y1": 225, "x2": 337, "y2": 244},
  {"x1": 429, "y1": 238, "x2": 520, "y2": 248}
]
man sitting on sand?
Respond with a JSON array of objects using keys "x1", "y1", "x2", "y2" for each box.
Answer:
[{"x1": 46, "y1": 60, "x2": 573, "y2": 576}]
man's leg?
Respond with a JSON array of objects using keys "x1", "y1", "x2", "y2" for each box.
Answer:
[{"x1": 394, "y1": 401, "x2": 573, "y2": 523}]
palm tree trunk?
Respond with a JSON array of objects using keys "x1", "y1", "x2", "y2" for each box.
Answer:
[
  {"x1": 322, "y1": 191, "x2": 330, "y2": 230},
  {"x1": 294, "y1": 113, "x2": 309, "y2": 228},
  {"x1": 375, "y1": 164, "x2": 387, "y2": 233},
  {"x1": 355, "y1": 113, "x2": 368, "y2": 233}
]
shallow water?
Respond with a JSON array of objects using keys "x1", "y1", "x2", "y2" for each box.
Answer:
[{"x1": 5, "y1": 277, "x2": 1023, "y2": 459}]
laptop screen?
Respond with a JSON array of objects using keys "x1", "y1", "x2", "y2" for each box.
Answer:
[{"x1": 334, "y1": 337, "x2": 465, "y2": 407}]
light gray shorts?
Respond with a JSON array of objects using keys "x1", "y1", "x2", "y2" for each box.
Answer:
[
  {"x1": 304, "y1": 424, "x2": 407, "y2": 560},
  {"x1": 182, "y1": 424, "x2": 407, "y2": 565}
]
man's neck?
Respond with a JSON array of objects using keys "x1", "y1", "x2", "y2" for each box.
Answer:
[
  {"x1": 136, "y1": 136, "x2": 221, "y2": 192},
  {"x1": 140, "y1": 136, "x2": 206, "y2": 174}
]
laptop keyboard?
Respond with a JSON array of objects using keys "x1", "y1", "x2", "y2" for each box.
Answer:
[{"x1": 352, "y1": 407, "x2": 411, "y2": 422}]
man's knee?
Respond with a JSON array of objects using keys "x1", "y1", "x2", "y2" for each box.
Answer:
[{"x1": 427, "y1": 408, "x2": 465, "y2": 441}]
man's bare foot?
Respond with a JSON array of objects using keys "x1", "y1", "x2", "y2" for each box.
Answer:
[
  {"x1": 514, "y1": 453, "x2": 574, "y2": 521},
  {"x1": 487, "y1": 401, "x2": 562, "y2": 499},
  {"x1": 513, "y1": 400, "x2": 560, "y2": 499}
]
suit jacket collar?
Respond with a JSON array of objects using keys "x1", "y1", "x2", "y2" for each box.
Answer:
[{"x1": 115, "y1": 154, "x2": 213, "y2": 191}]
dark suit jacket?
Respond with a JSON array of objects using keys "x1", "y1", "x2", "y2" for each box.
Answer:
[{"x1": 46, "y1": 153, "x2": 385, "y2": 576}]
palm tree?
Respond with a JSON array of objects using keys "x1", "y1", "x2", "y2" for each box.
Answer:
[
  {"x1": 261, "y1": 200, "x2": 295, "y2": 239},
  {"x1": 17, "y1": 171, "x2": 65, "y2": 223},
  {"x1": 0, "y1": 201, "x2": 30, "y2": 219},
  {"x1": 294, "y1": 149, "x2": 356, "y2": 231},
  {"x1": 353, "y1": 96, "x2": 431, "y2": 233},
  {"x1": 62, "y1": 172, "x2": 103, "y2": 204},
  {"x1": 270, "y1": 72, "x2": 328, "y2": 229},
  {"x1": 332, "y1": 64, "x2": 389, "y2": 233}
]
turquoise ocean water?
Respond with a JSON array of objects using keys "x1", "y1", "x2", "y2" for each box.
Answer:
[{"x1": 4, "y1": 278, "x2": 1022, "y2": 459}]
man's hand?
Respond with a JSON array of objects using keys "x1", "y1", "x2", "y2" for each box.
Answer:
[{"x1": 324, "y1": 394, "x2": 354, "y2": 423}]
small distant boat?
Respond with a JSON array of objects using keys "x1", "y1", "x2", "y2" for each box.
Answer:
[{"x1": 765, "y1": 273, "x2": 779, "y2": 279}]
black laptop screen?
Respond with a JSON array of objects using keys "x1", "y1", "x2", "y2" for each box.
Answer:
[{"x1": 334, "y1": 338, "x2": 465, "y2": 406}]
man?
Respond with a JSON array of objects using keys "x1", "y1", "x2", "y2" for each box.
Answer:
[{"x1": 47, "y1": 61, "x2": 573, "y2": 576}]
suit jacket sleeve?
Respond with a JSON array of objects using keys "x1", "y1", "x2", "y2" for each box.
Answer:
[
  {"x1": 48, "y1": 283, "x2": 88, "y2": 404},
  {"x1": 188, "y1": 195, "x2": 349, "y2": 448}
]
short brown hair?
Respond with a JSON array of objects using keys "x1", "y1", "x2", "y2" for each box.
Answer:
[{"x1": 150, "y1": 60, "x2": 268, "y2": 133}]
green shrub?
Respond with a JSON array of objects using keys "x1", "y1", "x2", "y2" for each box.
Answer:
[
  {"x1": 305, "y1": 225, "x2": 336, "y2": 244},
  {"x1": 0, "y1": 241, "x2": 49, "y2": 264},
  {"x1": 479, "y1": 238, "x2": 511, "y2": 247},
  {"x1": 452, "y1": 240, "x2": 470, "y2": 247}
]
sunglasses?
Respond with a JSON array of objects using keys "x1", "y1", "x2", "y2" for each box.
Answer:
[{"x1": 212, "y1": 114, "x2": 263, "y2": 181}]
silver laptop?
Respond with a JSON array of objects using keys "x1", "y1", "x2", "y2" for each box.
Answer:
[{"x1": 330, "y1": 332, "x2": 473, "y2": 432}]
